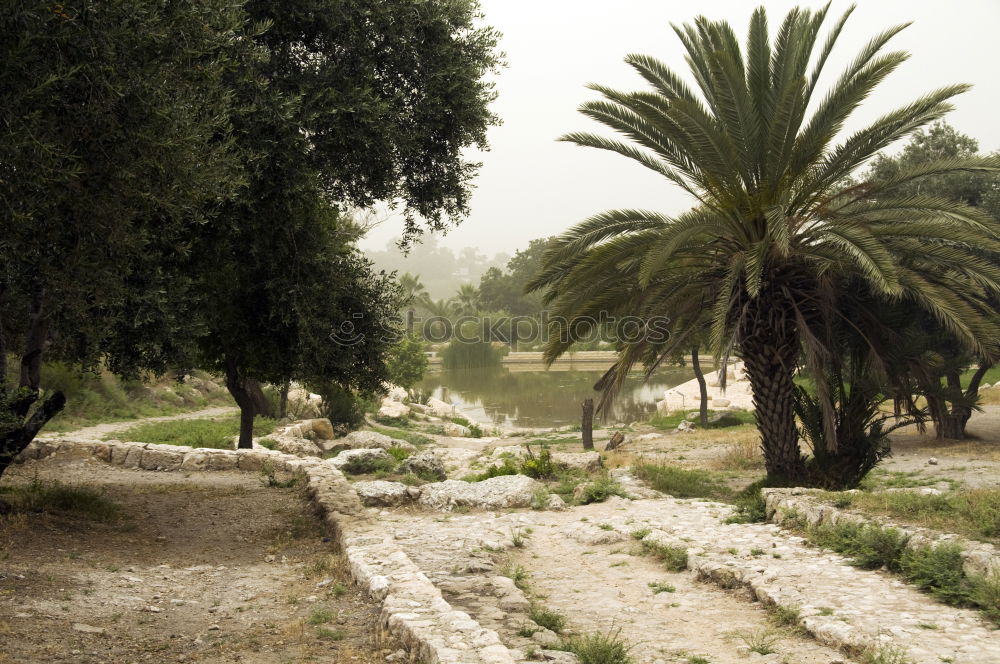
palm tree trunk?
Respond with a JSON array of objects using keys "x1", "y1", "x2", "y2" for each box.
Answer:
[
  {"x1": 691, "y1": 346, "x2": 708, "y2": 427},
  {"x1": 740, "y1": 300, "x2": 806, "y2": 483}
]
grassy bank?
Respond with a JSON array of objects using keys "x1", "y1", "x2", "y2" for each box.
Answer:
[{"x1": 38, "y1": 364, "x2": 235, "y2": 432}]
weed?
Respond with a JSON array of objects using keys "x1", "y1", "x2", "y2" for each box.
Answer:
[
  {"x1": 641, "y1": 540, "x2": 688, "y2": 572},
  {"x1": 521, "y1": 446, "x2": 555, "y2": 479},
  {"x1": 736, "y1": 628, "x2": 778, "y2": 655},
  {"x1": 750, "y1": 547, "x2": 765, "y2": 557},
  {"x1": 339, "y1": 454, "x2": 398, "y2": 475},
  {"x1": 528, "y1": 604, "x2": 566, "y2": 633},
  {"x1": 563, "y1": 627, "x2": 634, "y2": 664},
  {"x1": 386, "y1": 447, "x2": 412, "y2": 462},
  {"x1": 598, "y1": 523, "x2": 614, "y2": 531},
  {"x1": 630, "y1": 527, "x2": 650, "y2": 540},
  {"x1": 530, "y1": 487, "x2": 551, "y2": 510},
  {"x1": 500, "y1": 561, "x2": 530, "y2": 591},
  {"x1": 648, "y1": 581, "x2": 675, "y2": 594},
  {"x1": 511, "y1": 528, "x2": 527, "y2": 548},
  {"x1": 307, "y1": 607, "x2": 333, "y2": 625},
  {"x1": 687, "y1": 657, "x2": 710, "y2": 664},
  {"x1": 899, "y1": 541, "x2": 970, "y2": 606},
  {"x1": 768, "y1": 604, "x2": 800, "y2": 627},
  {"x1": 516, "y1": 624, "x2": 538, "y2": 637},
  {"x1": 859, "y1": 643, "x2": 912, "y2": 664},
  {"x1": 260, "y1": 464, "x2": 302, "y2": 488},
  {"x1": 817, "y1": 607, "x2": 834, "y2": 616}
]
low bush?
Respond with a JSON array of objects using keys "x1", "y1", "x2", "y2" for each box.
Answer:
[
  {"x1": 528, "y1": 604, "x2": 566, "y2": 633},
  {"x1": 339, "y1": 455, "x2": 398, "y2": 475},
  {"x1": 563, "y1": 628, "x2": 633, "y2": 664},
  {"x1": 641, "y1": 540, "x2": 688, "y2": 572},
  {"x1": 575, "y1": 475, "x2": 628, "y2": 504}
]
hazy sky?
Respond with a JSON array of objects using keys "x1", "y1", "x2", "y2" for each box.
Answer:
[{"x1": 359, "y1": 0, "x2": 1000, "y2": 257}]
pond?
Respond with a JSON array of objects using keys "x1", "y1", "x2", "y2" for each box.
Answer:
[{"x1": 416, "y1": 364, "x2": 697, "y2": 429}]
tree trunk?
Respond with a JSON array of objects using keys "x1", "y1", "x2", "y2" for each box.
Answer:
[
  {"x1": 247, "y1": 379, "x2": 275, "y2": 418},
  {"x1": 279, "y1": 380, "x2": 290, "y2": 419},
  {"x1": 0, "y1": 285, "x2": 66, "y2": 478},
  {"x1": 224, "y1": 357, "x2": 257, "y2": 449},
  {"x1": 692, "y1": 345, "x2": 708, "y2": 427},
  {"x1": 581, "y1": 398, "x2": 594, "y2": 450},
  {"x1": 740, "y1": 297, "x2": 806, "y2": 483}
]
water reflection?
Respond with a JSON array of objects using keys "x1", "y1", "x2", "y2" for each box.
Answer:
[{"x1": 417, "y1": 365, "x2": 695, "y2": 429}]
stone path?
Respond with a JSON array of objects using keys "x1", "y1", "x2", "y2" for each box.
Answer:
[{"x1": 372, "y1": 493, "x2": 1000, "y2": 664}]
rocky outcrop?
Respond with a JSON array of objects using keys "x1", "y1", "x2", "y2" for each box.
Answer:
[
  {"x1": 425, "y1": 397, "x2": 456, "y2": 418},
  {"x1": 378, "y1": 399, "x2": 411, "y2": 420}
]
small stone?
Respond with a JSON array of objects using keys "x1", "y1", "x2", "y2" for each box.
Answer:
[
  {"x1": 143, "y1": 606, "x2": 163, "y2": 613},
  {"x1": 208, "y1": 624, "x2": 220, "y2": 631},
  {"x1": 72, "y1": 623, "x2": 105, "y2": 635},
  {"x1": 264, "y1": 555, "x2": 276, "y2": 563},
  {"x1": 928, "y1": 457, "x2": 939, "y2": 465}
]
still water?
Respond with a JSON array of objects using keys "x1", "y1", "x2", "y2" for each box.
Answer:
[{"x1": 417, "y1": 364, "x2": 696, "y2": 429}]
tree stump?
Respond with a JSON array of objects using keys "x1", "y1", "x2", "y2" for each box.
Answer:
[{"x1": 582, "y1": 398, "x2": 594, "y2": 450}]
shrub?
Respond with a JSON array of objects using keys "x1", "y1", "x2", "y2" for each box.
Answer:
[
  {"x1": 899, "y1": 542, "x2": 971, "y2": 605},
  {"x1": 564, "y1": 628, "x2": 633, "y2": 664},
  {"x1": 521, "y1": 446, "x2": 555, "y2": 479},
  {"x1": 311, "y1": 382, "x2": 365, "y2": 429},
  {"x1": 473, "y1": 457, "x2": 520, "y2": 481},
  {"x1": 576, "y1": 476, "x2": 628, "y2": 504},
  {"x1": 386, "y1": 335, "x2": 428, "y2": 388}
]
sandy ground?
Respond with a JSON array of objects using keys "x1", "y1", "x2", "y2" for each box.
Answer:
[
  {"x1": 0, "y1": 458, "x2": 400, "y2": 664},
  {"x1": 37, "y1": 407, "x2": 240, "y2": 441}
]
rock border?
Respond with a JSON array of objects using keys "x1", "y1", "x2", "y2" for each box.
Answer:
[{"x1": 14, "y1": 437, "x2": 517, "y2": 664}]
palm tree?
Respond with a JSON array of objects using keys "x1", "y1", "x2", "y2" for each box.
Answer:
[
  {"x1": 528, "y1": 5, "x2": 1000, "y2": 483},
  {"x1": 397, "y1": 272, "x2": 429, "y2": 307},
  {"x1": 452, "y1": 283, "x2": 481, "y2": 316}
]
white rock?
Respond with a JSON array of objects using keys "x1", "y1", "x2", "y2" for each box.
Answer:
[
  {"x1": 386, "y1": 385, "x2": 409, "y2": 402},
  {"x1": 333, "y1": 431, "x2": 417, "y2": 453},
  {"x1": 441, "y1": 422, "x2": 471, "y2": 437},
  {"x1": 928, "y1": 457, "x2": 939, "y2": 465},
  {"x1": 353, "y1": 480, "x2": 413, "y2": 507},
  {"x1": 399, "y1": 451, "x2": 446, "y2": 481},
  {"x1": 327, "y1": 448, "x2": 392, "y2": 471},
  {"x1": 425, "y1": 397, "x2": 456, "y2": 418},
  {"x1": 378, "y1": 398, "x2": 410, "y2": 420},
  {"x1": 417, "y1": 475, "x2": 542, "y2": 511}
]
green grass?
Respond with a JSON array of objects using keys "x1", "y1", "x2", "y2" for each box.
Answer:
[
  {"x1": 817, "y1": 488, "x2": 1000, "y2": 544},
  {"x1": 314, "y1": 626, "x2": 345, "y2": 640},
  {"x1": 648, "y1": 581, "x2": 676, "y2": 594},
  {"x1": 0, "y1": 479, "x2": 121, "y2": 521},
  {"x1": 648, "y1": 409, "x2": 756, "y2": 431},
  {"x1": 633, "y1": 463, "x2": 732, "y2": 501},
  {"x1": 111, "y1": 416, "x2": 276, "y2": 449}
]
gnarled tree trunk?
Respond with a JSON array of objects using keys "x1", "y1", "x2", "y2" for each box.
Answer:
[{"x1": 0, "y1": 285, "x2": 67, "y2": 478}]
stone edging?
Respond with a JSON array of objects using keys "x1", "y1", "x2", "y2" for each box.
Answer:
[
  {"x1": 762, "y1": 487, "x2": 1000, "y2": 578},
  {"x1": 15, "y1": 437, "x2": 517, "y2": 664}
]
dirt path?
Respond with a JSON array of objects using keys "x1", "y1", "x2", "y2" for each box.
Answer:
[{"x1": 0, "y1": 458, "x2": 399, "y2": 664}]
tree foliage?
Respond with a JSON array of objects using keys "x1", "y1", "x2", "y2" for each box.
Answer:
[{"x1": 0, "y1": 0, "x2": 250, "y2": 473}]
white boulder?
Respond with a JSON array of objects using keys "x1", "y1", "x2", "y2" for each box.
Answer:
[
  {"x1": 417, "y1": 475, "x2": 542, "y2": 511},
  {"x1": 425, "y1": 397, "x2": 455, "y2": 418},
  {"x1": 378, "y1": 398, "x2": 410, "y2": 420},
  {"x1": 353, "y1": 480, "x2": 413, "y2": 507}
]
